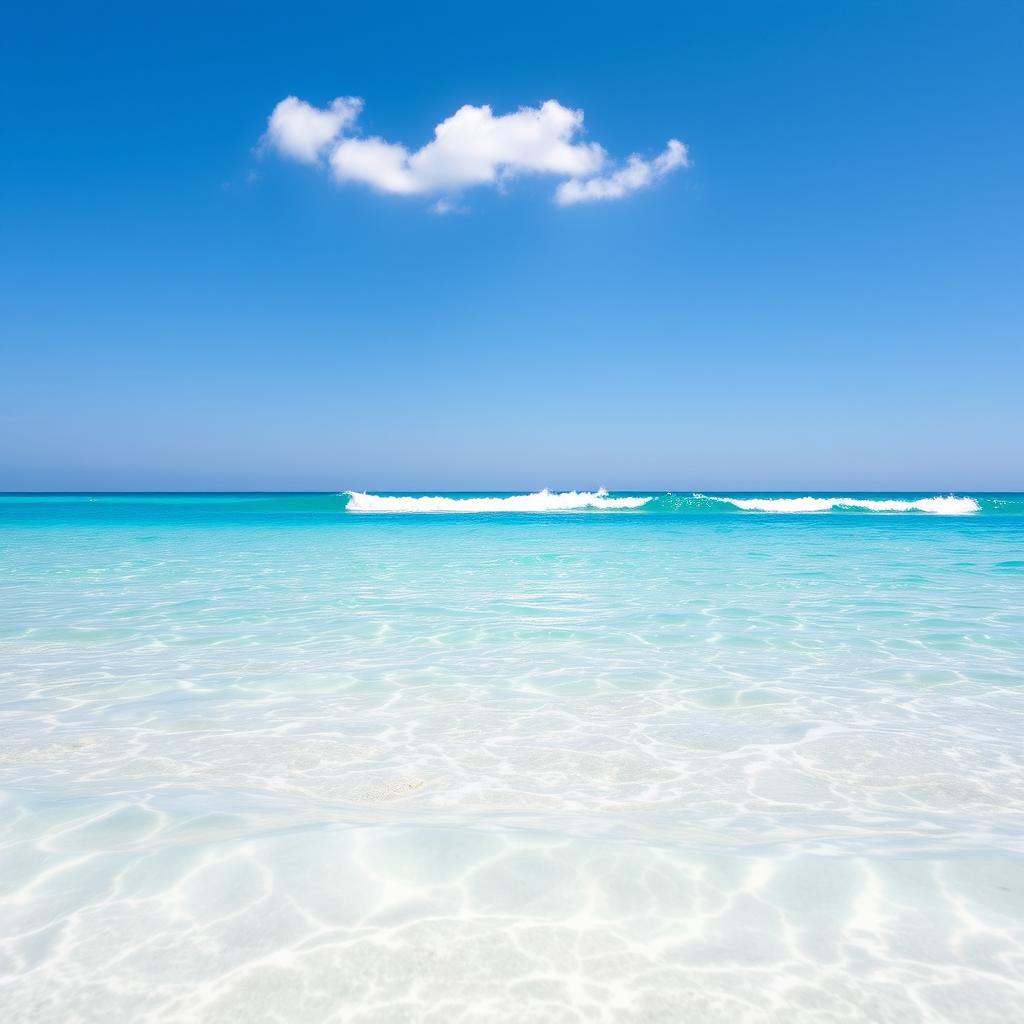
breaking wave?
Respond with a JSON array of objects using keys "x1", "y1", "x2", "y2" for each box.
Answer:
[
  {"x1": 341, "y1": 491, "x2": 984, "y2": 515},
  {"x1": 343, "y1": 489, "x2": 651, "y2": 513},
  {"x1": 693, "y1": 494, "x2": 981, "y2": 515}
]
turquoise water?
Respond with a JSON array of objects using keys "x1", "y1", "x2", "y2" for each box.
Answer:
[{"x1": 1, "y1": 492, "x2": 1023, "y2": 1022}]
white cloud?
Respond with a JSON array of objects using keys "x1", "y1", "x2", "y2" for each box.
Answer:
[
  {"x1": 330, "y1": 136, "x2": 419, "y2": 193},
  {"x1": 263, "y1": 96, "x2": 363, "y2": 164},
  {"x1": 555, "y1": 140, "x2": 690, "y2": 204},
  {"x1": 261, "y1": 96, "x2": 687, "y2": 207},
  {"x1": 330, "y1": 101, "x2": 606, "y2": 194}
]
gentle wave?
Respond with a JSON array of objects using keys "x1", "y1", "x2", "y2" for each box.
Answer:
[
  {"x1": 343, "y1": 488, "x2": 651, "y2": 513},
  {"x1": 341, "y1": 491, "x2": 984, "y2": 515},
  {"x1": 693, "y1": 494, "x2": 981, "y2": 515}
]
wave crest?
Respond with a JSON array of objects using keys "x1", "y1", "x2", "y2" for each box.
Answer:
[
  {"x1": 343, "y1": 489, "x2": 652, "y2": 514},
  {"x1": 694, "y1": 494, "x2": 980, "y2": 515},
  {"x1": 341, "y1": 491, "x2": 983, "y2": 515}
]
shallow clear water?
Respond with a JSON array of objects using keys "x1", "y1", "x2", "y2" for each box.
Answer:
[{"x1": 1, "y1": 494, "x2": 1023, "y2": 1022}]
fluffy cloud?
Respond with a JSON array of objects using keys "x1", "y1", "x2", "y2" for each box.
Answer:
[
  {"x1": 555, "y1": 139, "x2": 690, "y2": 205},
  {"x1": 261, "y1": 96, "x2": 687, "y2": 207},
  {"x1": 264, "y1": 96, "x2": 363, "y2": 163},
  {"x1": 330, "y1": 101, "x2": 605, "y2": 194}
]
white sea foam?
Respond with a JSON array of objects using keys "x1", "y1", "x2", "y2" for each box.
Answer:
[
  {"x1": 697, "y1": 494, "x2": 981, "y2": 515},
  {"x1": 344, "y1": 488, "x2": 652, "y2": 513}
]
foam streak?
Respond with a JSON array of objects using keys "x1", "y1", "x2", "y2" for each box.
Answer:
[
  {"x1": 344, "y1": 489, "x2": 651, "y2": 513},
  {"x1": 696, "y1": 494, "x2": 980, "y2": 515}
]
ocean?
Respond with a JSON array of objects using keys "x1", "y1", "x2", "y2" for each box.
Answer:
[{"x1": 1, "y1": 492, "x2": 1022, "y2": 1022}]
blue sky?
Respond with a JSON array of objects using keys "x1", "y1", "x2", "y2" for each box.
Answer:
[{"x1": 2, "y1": 1, "x2": 1021, "y2": 491}]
